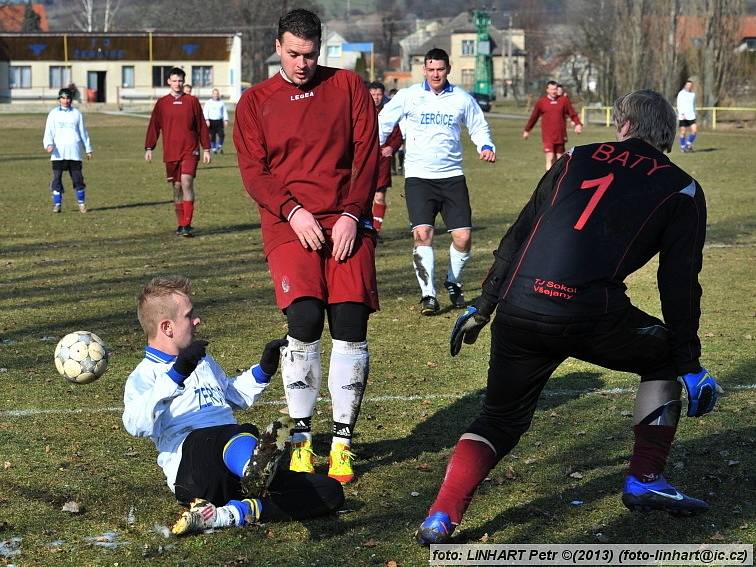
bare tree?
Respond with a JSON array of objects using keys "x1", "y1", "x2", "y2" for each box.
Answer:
[
  {"x1": 21, "y1": 0, "x2": 42, "y2": 32},
  {"x1": 566, "y1": 0, "x2": 616, "y2": 103},
  {"x1": 697, "y1": 0, "x2": 743, "y2": 107},
  {"x1": 74, "y1": 0, "x2": 96, "y2": 32},
  {"x1": 103, "y1": 0, "x2": 121, "y2": 32},
  {"x1": 613, "y1": 0, "x2": 648, "y2": 94}
]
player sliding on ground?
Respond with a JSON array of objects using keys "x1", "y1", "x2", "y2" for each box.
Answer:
[
  {"x1": 122, "y1": 275, "x2": 344, "y2": 536},
  {"x1": 416, "y1": 90, "x2": 723, "y2": 545}
]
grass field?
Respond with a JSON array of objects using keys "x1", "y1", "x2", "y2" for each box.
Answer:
[{"x1": 0, "y1": 111, "x2": 754, "y2": 566}]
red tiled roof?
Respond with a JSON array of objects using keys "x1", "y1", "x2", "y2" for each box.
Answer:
[{"x1": 0, "y1": 4, "x2": 49, "y2": 32}]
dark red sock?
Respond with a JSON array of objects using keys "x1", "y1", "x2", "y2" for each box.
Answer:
[
  {"x1": 629, "y1": 424, "x2": 676, "y2": 482},
  {"x1": 429, "y1": 438, "x2": 498, "y2": 524},
  {"x1": 372, "y1": 202, "x2": 386, "y2": 232},
  {"x1": 174, "y1": 202, "x2": 183, "y2": 226},
  {"x1": 183, "y1": 200, "x2": 194, "y2": 227}
]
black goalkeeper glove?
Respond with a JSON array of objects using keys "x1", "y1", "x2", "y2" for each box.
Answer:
[
  {"x1": 259, "y1": 337, "x2": 288, "y2": 376},
  {"x1": 171, "y1": 340, "x2": 208, "y2": 382},
  {"x1": 450, "y1": 297, "x2": 495, "y2": 357}
]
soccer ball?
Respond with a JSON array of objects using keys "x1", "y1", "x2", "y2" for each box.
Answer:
[{"x1": 54, "y1": 331, "x2": 109, "y2": 384}]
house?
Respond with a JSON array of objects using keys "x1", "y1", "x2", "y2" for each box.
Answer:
[
  {"x1": 266, "y1": 31, "x2": 367, "y2": 78},
  {"x1": 405, "y1": 11, "x2": 526, "y2": 98},
  {"x1": 0, "y1": 32, "x2": 242, "y2": 106}
]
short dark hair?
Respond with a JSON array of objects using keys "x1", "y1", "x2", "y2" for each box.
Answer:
[
  {"x1": 58, "y1": 87, "x2": 73, "y2": 98},
  {"x1": 424, "y1": 48, "x2": 449, "y2": 67},
  {"x1": 278, "y1": 9, "x2": 321, "y2": 43},
  {"x1": 368, "y1": 81, "x2": 385, "y2": 91},
  {"x1": 546, "y1": 80, "x2": 558, "y2": 87},
  {"x1": 168, "y1": 67, "x2": 185, "y2": 80}
]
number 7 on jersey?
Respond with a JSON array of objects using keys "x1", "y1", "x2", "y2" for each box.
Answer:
[{"x1": 574, "y1": 172, "x2": 615, "y2": 231}]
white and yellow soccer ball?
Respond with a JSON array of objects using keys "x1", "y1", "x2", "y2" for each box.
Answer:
[{"x1": 54, "y1": 331, "x2": 109, "y2": 384}]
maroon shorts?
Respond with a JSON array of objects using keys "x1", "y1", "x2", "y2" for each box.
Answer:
[
  {"x1": 543, "y1": 143, "x2": 566, "y2": 155},
  {"x1": 267, "y1": 236, "x2": 379, "y2": 311},
  {"x1": 165, "y1": 157, "x2": 199, "y2": 182}
]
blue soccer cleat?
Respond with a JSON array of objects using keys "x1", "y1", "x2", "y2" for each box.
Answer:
[
  {"x1": 416, "y1": 511, "x2": 455, "y2": 545},
  {"x1": 622, "y1": 475, "x2": 709, "y2": 516}
]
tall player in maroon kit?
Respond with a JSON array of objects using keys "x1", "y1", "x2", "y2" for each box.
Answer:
[
  {"x1": 523, "y1": 80, "x2": 582, "y2": 171},
  {"x1": 417, "y1": 90, "x2": 723, "y2": 544},
  {"x1": 367, "y1": 81, "x2": 403, "y2": 235},
  {"x1": 234, "y1": 10, "x2": 379, "y2": 485},
  {"x1": 145, "y1": 67, "x2": 211, "y2": 237}
]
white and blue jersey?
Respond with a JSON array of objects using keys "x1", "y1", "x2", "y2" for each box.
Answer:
[
  {"x1": 122, "y1": 346, "x2": 270, "y2": 492},
  {"x1": 43, "y1": 106, "x2": 92, "y2": 161},
  {"x1": 378, "y1": 81, "x2": 494, "y2": 179}
]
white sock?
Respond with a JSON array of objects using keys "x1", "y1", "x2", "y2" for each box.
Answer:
[
  {"x1": 281, "y1": 336, "x2": 321, "y2": 426},
  {"x1": 446, "y1": 244, "x2": 471, "y2": 285},
  {"x1": 328, "y1": 339, "x2": 369, "y2": 444},
  {"x1": 413, "y1": 245, "x2": 435, "y2": 297},
  {"x1": 213, "y1": 505, "x2": 237, "y2": 528}
]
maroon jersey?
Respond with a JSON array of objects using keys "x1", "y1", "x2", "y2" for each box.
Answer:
[
  {"x1": 145, "y1": 93, "x2": 210, "y2": 163},
  {"x1": 524, "y1": 95, "x2": 581, "y2": 145},
  {"x1": 234, "y1": 67, "x2": 379, "y2": 255},
  {"x1": 376, "y1": 101, "x2": 403, "y2": 189}
]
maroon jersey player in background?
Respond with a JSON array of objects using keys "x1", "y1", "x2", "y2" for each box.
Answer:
[
  {"x1": 234, "y1": 9, "x2": 379, "y2": 485},
  {"x1": 523, "y1": 80, "x2": 583, "y2": 171},
  {"x1": 145, "y1": 67, "x2": 211, "y2": 238}
]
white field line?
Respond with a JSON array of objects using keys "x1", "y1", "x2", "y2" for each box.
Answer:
[{"x1": 2, "y1": 384, "x2": 754, "y2": 419}]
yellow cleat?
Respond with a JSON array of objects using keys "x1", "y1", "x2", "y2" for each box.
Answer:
[
  {"x1": 328, "y1": 443, "x2": 356, "y2": 484},
  {"x1": 289, "y1": 438, "x2": 316, "y2": 473}
]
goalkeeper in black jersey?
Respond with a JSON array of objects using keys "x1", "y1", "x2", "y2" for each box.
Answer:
[{"x1": 416, "y1": 90, "x2": 723, "y2": 545}]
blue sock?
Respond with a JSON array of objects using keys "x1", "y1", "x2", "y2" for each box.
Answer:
[
  {"x1": 687, "y1": 134, "x2": 697, "y2": 146},
  {"x1": 227, "y1": 498, "x2": 262, "y2": 526},
  {"x1": 52, "y1": 191, "x2": 62, "y2": 205},
  {"x1": 679, "y1": 136, "x2": 686, "y2": 149},
  {"x1": 75, "y1": 188, "x2": 85, "y2": 204},
  {"x1": 222, "y1": 432, "x2": 258, "y2": 477}
]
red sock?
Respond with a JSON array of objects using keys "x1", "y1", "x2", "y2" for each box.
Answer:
[
  {"x1": 174, "y1": 202, "x2": 183, "y2": 227},
  {"x1": 429, "y1": 438, "x2": 498, "y2": 524},
  {"x1": 182, "y1": 200, "x2": 194, "y2": 227},
  {"x1": 629, "y1": 424, "x2": 676, "y2": 482},
  {"x1": 372, "y1": 202, "x2": 386, "y2": 232}
]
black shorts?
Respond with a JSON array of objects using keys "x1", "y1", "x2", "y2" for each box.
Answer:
[
  {"x1": 174, "y1": 423, "x2": 259, "y2": 506},
  {"x1": 174, "y1": 423, "x2": 345, "y2": 520},
  {"x1": 405, "y1": 175, "x2": 472, "y2": 231},
  {"x1": 678, "y1": 119, "x2": 696, "y2": 127},
  {"x1": 51, "y1": 160, "x2": 83, "y2": 172}
]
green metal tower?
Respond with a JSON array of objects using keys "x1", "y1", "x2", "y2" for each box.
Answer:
[{"x1": 473, "y1": 10, "x2": 494, "y2": 98}]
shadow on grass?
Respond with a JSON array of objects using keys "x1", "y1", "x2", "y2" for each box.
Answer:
[
  {"x1": 89, "y1": 199, "x2": 174, "y2": 212},
  {"x1": 461, "y1": 425, "x2": 755, "y2": 544},
  {"x1": 0, "y1": 155, "x2": 50, "y2": 162},
  {"x1": 356, "y1": 371, "x2": 605, "y2": 474}
]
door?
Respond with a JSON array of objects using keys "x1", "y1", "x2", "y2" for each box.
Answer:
[{"x1": 87, "y1": 71, "x2": 107, "y2": 103}]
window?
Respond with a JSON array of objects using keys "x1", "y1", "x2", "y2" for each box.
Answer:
[
  {"x1": 461, "y1": 69, "x2": 475, "y2": 89},
  {"x1": 327, "y1": 45, "x2": 341, "y2": 58},
  {"x1": 461, "y1": 40, "x2": 475, "y2": 56},
  {"x1": 121, "y1": 66, "x2": 135, "y2": 88},
  {"x1": 192, "y1": 66, "x2": 213, "y2": 87},
  {"x1": 49, "y1": 66, "x2": 71, "y2": 89},
  {"x1": 152, "y1": 65, "x2": 175, "y2": 87},
  {"x1": 10, "y1": 66, "x2": 31, "y2": 88}
]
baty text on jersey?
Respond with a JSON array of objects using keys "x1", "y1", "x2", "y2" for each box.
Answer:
[{"x1": 591, "y1": 143, "x2": 672, "y2": 176}]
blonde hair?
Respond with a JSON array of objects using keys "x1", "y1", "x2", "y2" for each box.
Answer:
[{"x1": 137, "y1": 275, "x2": 192, "y2": 339}]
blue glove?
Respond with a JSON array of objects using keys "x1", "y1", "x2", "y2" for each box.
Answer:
[
  {"x1": 450, "y1": 306, "x2": 490, "y2": 357},
  {"x1": 679, "y1": 367, "x2": 723, "y2": 417}
]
